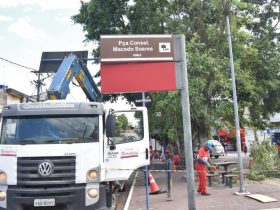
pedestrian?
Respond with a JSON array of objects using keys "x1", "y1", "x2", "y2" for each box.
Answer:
[
  {"x1": 160, "y1": 151, "x2": 166, "y2": 163},
  {"x1": 146, "y1": 145, "x2": 155, "y2": 185},
  {"x1": 165, "y1": 144, "x2": 173, "y2": 160},
  {"x1": 172, "y1": 154, "x2": 181, "y2": 170},
  {"x1": 248, "y1": 154, "x2": 254, "y2": 169},
  {"x1": 172, "y1": 154, "x2": 180, "y2": 165},
  {"x1": 277, "y1": 144, "x2": 280, "y2": 158},
  {"x1": 195, "y1": 141, "x2": 216, "y2": 196},
  {"x1": 149, "y1": 145, "x2": 154, "y2": 168},
  {"x1": 224, "y1": 141, "x2": 228, "y2": 156},
  {"x1": 243, "y1": 144, "x2": 248, "y2": 156}
]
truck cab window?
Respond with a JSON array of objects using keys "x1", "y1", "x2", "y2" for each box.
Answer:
[
  {"x1": 112, "y1": 111, "x2": 144, "y2": 144},
  {"x1": 0, "y1": 116, "x2": 99, "y2": 145}
]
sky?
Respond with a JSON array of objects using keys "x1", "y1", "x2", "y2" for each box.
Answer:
[
  {"x1": 0, "y1": 0, "x2": 147, "y2": 112},
  {"x1": 0, "y1": 0, "x2": 102, "y2": 102}
]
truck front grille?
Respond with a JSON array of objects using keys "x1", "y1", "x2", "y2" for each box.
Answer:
[
  {"x1": 17, "y1": 156, "x2": 76, "y2": 187},
  {"x1": 10, "y1": 156, "x2": 83, "y2": 205}
]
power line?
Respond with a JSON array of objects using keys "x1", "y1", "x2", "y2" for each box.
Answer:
[{"x1": 0, "y1": 56, "x2": 38, "y2": 72}]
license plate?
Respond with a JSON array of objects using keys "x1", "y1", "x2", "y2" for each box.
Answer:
[{"x1": 34, "y1": 198, "x2": 55, "y2": 207}]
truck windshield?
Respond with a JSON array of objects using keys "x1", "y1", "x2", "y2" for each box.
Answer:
[{"x1": 0, "y1": 115, "x2": 99, "y2": 145}]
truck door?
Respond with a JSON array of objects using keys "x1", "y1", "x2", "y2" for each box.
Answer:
[{"x1": 104, "y1": 107, "x2": 149, "y2": 181}]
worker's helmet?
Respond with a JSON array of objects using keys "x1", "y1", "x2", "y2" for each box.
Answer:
[{"x1": 205, "y1": 141, "x2": 214, "y2": 150}]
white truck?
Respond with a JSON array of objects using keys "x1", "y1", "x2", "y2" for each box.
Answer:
[
  {"x1": 0, "y1": 101, "x2": 149, "y2": 210},
  {"x1": 0, "y1": 52, "x2": 150, "y2": 210}
]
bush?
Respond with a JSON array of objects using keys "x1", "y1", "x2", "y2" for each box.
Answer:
[{"x1": 248, "y1": 141, "x2": 280, "y2": 181}]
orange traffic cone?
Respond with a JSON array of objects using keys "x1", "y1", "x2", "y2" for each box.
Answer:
[{"x1": 148, "y1": 172, "x2": 161, "y2": 195}]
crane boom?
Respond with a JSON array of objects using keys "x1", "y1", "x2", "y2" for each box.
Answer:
[{"x1": 47, "y1": 54, "x2": 101, "y2": 101}]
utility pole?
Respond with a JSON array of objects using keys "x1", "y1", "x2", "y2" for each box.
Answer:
[{"x1": 222, "y1": 0, "x2": 245, "y2": 193}]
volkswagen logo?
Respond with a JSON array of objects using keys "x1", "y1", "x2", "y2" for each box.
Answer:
[{"x1": 38, "y1": 161, "x2": 54, "y2": 177}]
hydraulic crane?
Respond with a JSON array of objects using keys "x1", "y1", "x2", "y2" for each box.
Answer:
[{"x1": 47, "y1": 54, "x2": 101, "y2": 101}]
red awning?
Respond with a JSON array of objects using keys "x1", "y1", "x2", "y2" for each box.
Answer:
[{"x1": 219, "y1": 128, "x2": 245, "y2": 138}]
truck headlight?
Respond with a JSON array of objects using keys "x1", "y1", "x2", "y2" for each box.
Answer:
[
  {"x1": 87, "y1": 170, "x2": 98, "y2": 180},
  {"x1": 87, "y1": 188, "x2": 98, "y2": 198},
  {"x1": 0, "y1": 191, "x2": 6, "y2": 201},
  {"x1": 0, "y1": 172, "x2": 7, "y2": 185}
]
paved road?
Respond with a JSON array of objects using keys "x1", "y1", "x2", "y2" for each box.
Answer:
[
  {"x1": 124, "y1": 151, "x2": 280, "y2": 210},
  {"x1": 128, "y1": 172, "x2": 280, "y2": 210}
]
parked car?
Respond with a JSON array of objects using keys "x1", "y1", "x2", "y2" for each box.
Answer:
[{"x1": 207, "y1": 139, "x2": 225, "y2": 158}]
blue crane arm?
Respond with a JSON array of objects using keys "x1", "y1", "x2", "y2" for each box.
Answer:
[{"x1": 47, "y1": 54, "x2": 101, "y2": 101}]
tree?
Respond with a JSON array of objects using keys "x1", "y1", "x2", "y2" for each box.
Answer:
[
  {"x1": 72, "y1": 0, "x2": 280, "y2": 148},
  {"x1": 115, "y1": 114, "x2": 128, "y2": 135},
  {"x1": 248, "y1": 141, "x2": 280, "y2": 180}
]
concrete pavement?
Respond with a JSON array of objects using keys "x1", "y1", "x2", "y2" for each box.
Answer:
[{"x1": 126, "y1": 154, "x2": 280, "y2": 210}]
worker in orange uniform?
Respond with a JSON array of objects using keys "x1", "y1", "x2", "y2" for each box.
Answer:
[{"x1": 195, "y1": 141, "x2": 216, "y2": 195}]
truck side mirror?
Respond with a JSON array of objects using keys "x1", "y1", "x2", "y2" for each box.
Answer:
[{"x1": 105, "y1": 114, "x2": 116, "y2": 137}]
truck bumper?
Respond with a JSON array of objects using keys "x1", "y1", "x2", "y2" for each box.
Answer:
[{"x1": 0, "y1": 184, "x2": 107, "y2": 210}]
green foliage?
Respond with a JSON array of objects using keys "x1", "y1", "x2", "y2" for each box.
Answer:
[
  {"x1": 73, "y1": 0, "x2": 280, "y2": 147},
  {"x1": 148, "y1": 91, "x2": 183, "y2": 144},
  {"x1": 115, "y1": 114, "x2": 128, "y2": 136},
  {"x1": 167, "y1": 128, "x2": 176, "y2": 141},
  {"x1": 72, "y1": 0, "x2": 130, "y2": 58},
  {"x1": 248, "y1": 141, "x2": 280, "y2": 181}
]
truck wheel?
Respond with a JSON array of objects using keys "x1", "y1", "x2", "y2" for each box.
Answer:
[
  {"x1": 106, "y1": 183, "x2": 118, "y2": 210},
  {"x1": 106, "y1": 192, "x2": 117, "y2": 210}
]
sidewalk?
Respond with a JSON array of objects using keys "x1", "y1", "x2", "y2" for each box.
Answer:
[{"x1": 127, "y1": 169, "x2": 280, "y2": 210}]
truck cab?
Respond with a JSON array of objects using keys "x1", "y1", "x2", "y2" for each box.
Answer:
[{"x1": 0, "y1": 101, "x2": 149, "y2": 210}]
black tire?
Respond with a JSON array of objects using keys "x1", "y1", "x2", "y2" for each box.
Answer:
[
  {"x1": 106, "y1": 192, "x2": 118, "y2": 210},
  {"x1": 106, "y1": 182, "x2": 118, "y2": 210}
]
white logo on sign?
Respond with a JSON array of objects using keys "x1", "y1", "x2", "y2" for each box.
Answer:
[{"x1": 159, "y1": 42, "x2": 171, "y2": 53}]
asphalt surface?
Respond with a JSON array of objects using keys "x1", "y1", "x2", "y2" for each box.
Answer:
[
  {"x1": 116, "y1": 172, "x2": 135, "y2": 210},
  {"x1": 125, "y1": 152, "x2": 280, "y2": 210}
]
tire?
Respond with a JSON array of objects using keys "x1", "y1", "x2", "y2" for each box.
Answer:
[
  {"x1": 106, "y1": 182, "x2": 118, "y2": 210},
  {"x1": 106, "y1": 192, "x2": 118, "y2": 210},
  {"x1": 214, "y1": 155, "x2": 219, "y2": 158}
]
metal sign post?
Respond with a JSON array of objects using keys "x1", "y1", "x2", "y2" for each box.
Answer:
[
  {"x1": 174, "y1": 35, "x2": 196, "y2": 210},
  {"x1": 141, "y1": 92, "x2": 150, "y2": 210}
]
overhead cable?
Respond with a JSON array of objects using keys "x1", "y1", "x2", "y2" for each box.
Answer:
[{"x1": 0, "y1": 56, "x2": 38, "y2": 72}]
